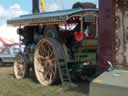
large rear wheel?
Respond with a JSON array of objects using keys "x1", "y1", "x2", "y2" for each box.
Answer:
[{"x1": 34, "y1": 38, "x2": 65, "y2": 86}]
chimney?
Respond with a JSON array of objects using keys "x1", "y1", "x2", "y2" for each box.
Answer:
[{"x1": 32, "y1": 0, "x2": 40, "y2": 13}]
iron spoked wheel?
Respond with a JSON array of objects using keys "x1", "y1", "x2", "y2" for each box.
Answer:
[
  {"x1": 14, "y1": 53, "x2": 27, "y2": 79},
  {"x1": 34, "y1": 38, "x2": 58, "y2": 86}
]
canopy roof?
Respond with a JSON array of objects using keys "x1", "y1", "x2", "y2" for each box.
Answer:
[{"x1": 7, "y1": 8, "x2": 98, "y2": 26}]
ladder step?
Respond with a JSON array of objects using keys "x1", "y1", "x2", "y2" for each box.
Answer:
[
  {"x1": 63, "y1": 79, "x2": 70, "y2": 81},
  {"x1": 57, "y1": 59, "x2": 72, "y2": 87},
  {"x1": 63, "y1": 75, "x2": 70, "y2": 79}
]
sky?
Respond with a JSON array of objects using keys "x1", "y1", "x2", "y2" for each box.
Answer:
[
  {"x1": 0, "y1": 0, "x2": 98, "y2": 12},
  {"x1": 0, "y1": 0, "x2": 98, "y2": 43}
]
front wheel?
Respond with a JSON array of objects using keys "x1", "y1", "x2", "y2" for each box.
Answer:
[{"x1": 14, "y1": 52, "x2": 28, "y2": 79}]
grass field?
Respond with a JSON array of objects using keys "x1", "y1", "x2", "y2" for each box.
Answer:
[{"x1": 0, "y1": 66, "x2": 89, "y2": 96}]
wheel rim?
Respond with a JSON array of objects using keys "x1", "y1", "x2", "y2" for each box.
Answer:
[
  {"x1": 34, "y1": 39, "x2": 57, "y2": 86},
  {"x1": 14, "y1": 54, "x2": 26, "y2": 79}
]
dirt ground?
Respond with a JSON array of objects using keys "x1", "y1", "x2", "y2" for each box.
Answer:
[
  {"x1": 0, "y1": 66, "x2": 89, "y2": 96},
  {"x1": 0, "y1": 66, "x2": 13, "y2": 75}
]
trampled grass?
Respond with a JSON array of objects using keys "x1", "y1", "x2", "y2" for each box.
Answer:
[{"x1": 0, "y1": 66, "x2": 89, "y2": 96}]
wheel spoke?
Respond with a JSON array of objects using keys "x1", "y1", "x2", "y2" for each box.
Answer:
[
  {"x1": 20, "y1": 69, "x2": 25, "y2": 75},
  {"x1": 42, "y1": 48, "x2": 48, "y2": 56},
  {"x1": 37, "y1": 48, "x2": 46, "y2": 58},
  {"x1": 43, "y1": 70, "x2": 50, "y2": 80},
  {"x1": 49, "y1": 73, "x2": 54, "y2": 81},
  {"x1": 47, "y1": 45, "x2": 53, "y2": 56},
  {"x1": 43, "y1": 64, "x2": 50, "y2": 72},
  {"x1": 17, "y1": 71, "x2": 23, "y2": 76},
  {"x1": 16, "y1": 63, "x2": 25, "y2": 74},
  {"x1": 38, "y1": 68, "x2": 44, "y2": 73},
  {"x1": 50, "y1": 65, "x2": 55, "y2": 73},
  {"x1": 37, "y1": 52, "x2": 45, "y2": 61},
  {"x1": 37, "y1": 56, "x2": 45, "y2": 63}
]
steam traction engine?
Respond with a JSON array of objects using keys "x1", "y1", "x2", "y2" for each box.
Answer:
[{"x1": 7, "y1": 1, "x2": 98, "y2": 86}]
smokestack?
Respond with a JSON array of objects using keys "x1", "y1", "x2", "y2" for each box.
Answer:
[{"x1": 32, "y1": 0, "x2": 40, "y2": 13}]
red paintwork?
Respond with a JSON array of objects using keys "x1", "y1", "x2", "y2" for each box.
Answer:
[
  {"x1": 74, "y1": 32, "x2": 85, "y2": 42},
  {"x1": 98, "y1": 0, "x2": 114, "y2": 70}
]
